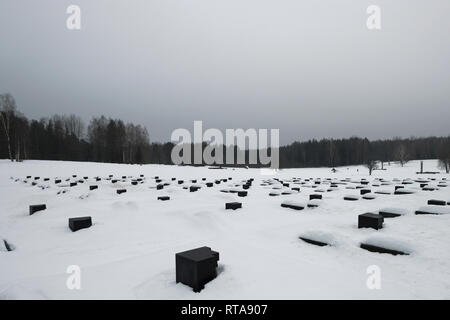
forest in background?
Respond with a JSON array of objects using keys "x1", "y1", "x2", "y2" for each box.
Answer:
[{"x1": 1, "y1": 93, "x2": 450, "y2": 173}]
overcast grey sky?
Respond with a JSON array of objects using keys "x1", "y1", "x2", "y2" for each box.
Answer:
[{"x1": 0, "y1": 0, "x2": 449, "y2": 145}]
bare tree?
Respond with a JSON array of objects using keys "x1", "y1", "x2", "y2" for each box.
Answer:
[
  {"x1": 0, "y1": 93, "x2": 17, "y2": 161},
  {"x1": 438, "y1": 137, "x2": 450, "y2": 173},
  {"x1": 365, "y1": 159, "x2": 378, "y2": 175},
  {"x1": 395, "y1": 144, "x2": 409, "y2": 167}
]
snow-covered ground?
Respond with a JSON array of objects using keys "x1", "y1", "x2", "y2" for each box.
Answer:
[{"x1": 0, "y1": 159, "x2": 449, "y2": 299}]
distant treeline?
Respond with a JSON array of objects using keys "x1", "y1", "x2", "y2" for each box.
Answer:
[{"x1": 1, "y1": 93, "x2": 449, "y2": 172}]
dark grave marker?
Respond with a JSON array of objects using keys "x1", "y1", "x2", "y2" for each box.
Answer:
[
  {"x1": 158, "y1": 196, "x2": 170, "y2": 201},
  {"x1": 358, "y1": 213, "x2": 383, "y2": 230},
  {"x1": 360, "y1": 243, "x2": 408, "y2": 256},
  {"x1": 427, "y1": 199, "x2": 446, "y2": 206},
  {"x1": 360, "y1": 189, "x2": 371, "y2": 195},
  {"x1": 225, "y1": 202, "x2": 242, "y2": 210},
  {"x1": 190, "y1": 186, "x2": 200, "y2": 192},
  {"x1": 178, "y1": 180, "x2": 184, "y2": 184},
  {"x1": 90, "y1": 185, "x2": 98, "y2": 191},
  {"x1": 69, "y1": 216, "x2": 92, "y2": 232},
  {"x1": 299, "y1": 237, "x2": 328, "y2": 247},
  {"x1": 237, "y1": 191, "x2": 248, "y2": 197},
  {"x1": 55, "y1": 179, "x2": 61, "y2": 184},
  {"x1": 157, "y1": 184, "x2": 164, "y2": 190},
  {"x1": 29, "y1": 204, "x2": 46, "y2": 215},
  {"x1": 310, "y1": 194, "x2": 322, "y2": 200},
  {"x1": 70, "y1": 182, "x2": 77, "y2": 187},
  {"x1": 206, "y1": 182, "x2": 213, "y2": 187},
  {"x1": 116, "y1": 189, "x2": 127, "y2": 194},
  {"x1": 175, "y1": 246, "x2": 219, "y2": 292},
  {"x1": 131, "y1": 181, "x2": 138, "y2": 185}
]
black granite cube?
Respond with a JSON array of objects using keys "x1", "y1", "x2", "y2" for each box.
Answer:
[
  {"x1": 70, "y1": 182, "x2": 77, "y2": 187},
  {"x1": 360, "y1": 189, "x2": 371, "y2": 195},
  {"x1": 90, "y1": 185, "x2": 98, "y2": 191},
  {"x1": 157, "y1": 184, "x2": 164, "y2": 190},
  {"x1": 178, "y1": 180, "x2": 184, "y2": 184},
  {"x1": 158, "y1": 196, "x2": 170, "y2": 201},
  {"x1": 358, "y1": 213, "x2": 384, "y2": 230},
  {"x1": 69, "y1": 216, "x2": 92, "y2": 232},
  {"x1": 175, "y1": 246, "x2": 219, "y2": 292},
  {"x1": 206, "y1": 182, "x2": 213, "y2": 187},
  {"x1": 237, "y1": 191, "x2": 248, "y2": 197},
  {"x1": 55, "y1": 179, "x2": 61, "y2": 184},
  {"x1": 131, "y1": 181, "x2": 138, "y2": 185},
  {"x1": 116, "y1": 189, "x2": 127, "y2": 194},
  {"x1": 310, "y1": 194, "x2": 322, "y2": 200},
  {"x1": 242, "y1": 184, "x2": 250, "y2": 190},
  {"x1": 29, "y1": 204, "x2": 46, "y2": 215},
  {"x1": 225, "y1": 202, "x2": 242, "y2": 210}
]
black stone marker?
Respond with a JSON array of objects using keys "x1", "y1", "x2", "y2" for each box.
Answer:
[
  {"x1": 379, "y1": 210, "x2": 402, "y2": 218},
  {"x1": 175, "y1": 246, "x2": 219, "y2": 292},
  {"x1": 157, "y1": 184, "x2": 164, "y2": 190},
  {"x1": 202, "y1": 178, "x2": 206, "y2": 181},
  {"x1": 70, "y1": 182, "x2": 77, "y2": 187},
  {"x1": 34, "y1": 177, "x2": 40, "y2": 180},
  {"x1": 242, "y1": 184, "x2": 250, "y2": 190},
  {"x1": 292, "y1": 187, "x2": 300, "y2": 192},
  {"x1": 44, "y1": 178, "x2": 50, "y2": 181},
  {"x1": 427, "y1": 199, "x2": 446, "y2": 206},
  {"x1": 237, "y1": 191, "x2": 247, "y2": 197},
  {"x1": 69, "y1": 216, "x2": 92, "y2": 232},
  {"x1": 3, "y1": 239, "x2": 13, "y2": 251},
  {"x1": 310, "y1": 194, "x2": 322, "y2": 200},
  {"x1": 72, "y1": 175, "x2": 77, "y2": 178},
  {"x1": 299, "y1": 237, "x2": 328, "y2": 247},
  {"x1": 122, "y1": 176, "x2": 127, "y2": 179},
  {"x1": 158, "y1": 196, "x2": 170, "y2": 201},
  {"x1": 156, "y1": 179, "x2": 162, "y2": 183},
  {"x1": 26, "y1": 176, "x2": 31, "y2": 179},
  {"x1": 116, "y1": 189, "x2": 127, "y2": 194},
  {"x1": 90, "y1": 185, "x2": 98, "y2": 191},
  {"x1": 190, "y1": 186, "x2": 200, "y2": 192},
  {"x1": 225, "y1": 202, "x2": 242, "y2": 210},
  {"x1": 360, "y1": 243, "x2": 408, "y2": 256},
  {"x1": 206, "y1": 182, "x2": 213, "y2": 187},
  {"x1": 358, "y1": 213, "x2": 384, "y2": 230},
  {"x1": 131, "y1": 181, "x2": 138, "y2": 185},
  {"x1": 112, "y1": 179, "x2": 118, "y2": 183},
  {"x1": 191, "y1": 180, "x2": 197, "y2": 183},
  {"x1": 96, "y1": 177, "x2": 101, "y2": 181},
  {"x1": 31, "y1": 182, "x2": 37, "y2": 186},
  {"x1": 281, "y1": 202, "x2": 304, "y2": 210},
  {"x1": 215, "y1": 180, "x2": 221, "y2": 184},
  {"x1": 29, "y1": 204, "x2": 46, "y2": 215},
  {"x1": 395, "y1": 186, "x2": 404, "y2": 191},
  {"x1": 360, "y1": 189, "x2": 371, "y2": 195},
  {"x1": 172, "y1": 178, "x2": 176, "y2": 181},
  {"x1": 283, "y1": 183, "x2": 289, "y2": 187},
  {"x1": 178, "y1": 180, "x2": 184, "y2": 184},
  {"x1": 84, "y1": 176, "x2": 88, "y2": 180},
  {"x1": 55, "y1": 179, "x2": 61, "y2": 184}
]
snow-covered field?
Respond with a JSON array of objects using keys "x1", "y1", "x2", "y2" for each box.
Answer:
[{"x1": 0, "y1": 159, "x2": 449, "y2": 299}]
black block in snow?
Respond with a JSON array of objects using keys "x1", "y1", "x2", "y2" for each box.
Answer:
[
  {"x1": 175, "y1": 246, "x2": 219, "y2": 292},
  {"x1": 358, "y1": 213, "x2": 383, "y2": 230},
  {"x1": 191, "y1": 180, "x2": 197, "y2": 183},
  {"x1": 310, "y1": 194, "x2": 322, "y2": 200},
  {"x1": 206, "y1": 182, "x2": 213, "y2": 187},
  {"x1": 225, "y1": 202, "x2": 242, "y2": 210},
  {"x1": 69, "y1": 216, "x2": 92, "y2": 232},
  {"x1": 172, "y1": 178, "x2": 176, "y2": 181},
  {"x1": 44, "y1": 178, "x2": 50, "y2": 181},
  {"x1": 395, "y1": 186, "x2": 404, "y2": 191},
  {"x1": 299, "y1": 237, "x2": 329, "y2": 247},
  {"x1": 116, "y1": 189, "x2": 127, "y2": 194},
  {"x1": 29, "y1": 204, "x2": 46, "y2": 215},
  {"x1": 242, "y1": 184, "x2": 250, "y2": 190},
  {"x1": 34, "y1": 177, "x2": 40, "y2": 180},
  {"x1": 360, "y1": 243, "x2": 408, "y2": 256},
  {"x1": 360, "y1": 189, "x2": 371, "y2": 195},
  {"x1": 237, "y1": 191, "x2": 247, "y2": 197},
  {"x1": 90, "y1": 185, "x2": 98, "y2": 191},
  {"x1": 26, "y1": 176, "x2": 31, "y2": 179},
  {"x1": 55, "y1": 179, "x2": 61, "y2": 184},
  {"x1": 427, "y1": 199, "x2": 446, "y2": 206},
  {"x1": 70, "y1": 182, "x2": 77, "y2": 187},
  {"x1": 292, "y1": 187, "x2": 300, "y2": 192},
  {"x1": 190, "y1": 186, "x2": 200, "y2": 192},
  {"x1": 157, "y1": 184, "x2": 164, "y2": 190},
  {"x1": 178, "y1": 180, "x2": 184, "y2": 184},
  {"x1": 155, "y1": 179, "x2": 162, "y2": 183},
  {"x1": 3, "y1": 239, "x2": 13, "y2": 251},
  {"x1": 158, "y1": 196, "x2": 170, "y2": 201},
  {"x1": 215, "y1": 180, "x2": 221, "y2": 184},
  {"x1": 131, "y1": 181, "x2": 138, "y2": 185},
  {"x1": 111, "y1": 179, "x2": 118, "y2": 183}
]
